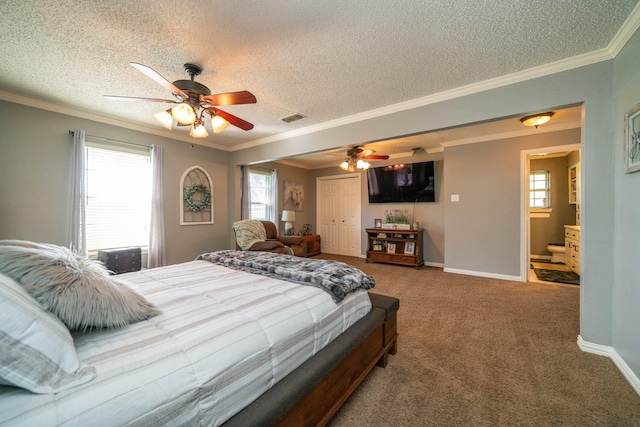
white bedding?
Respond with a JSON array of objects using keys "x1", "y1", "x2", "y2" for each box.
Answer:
[{"x1": 0, "y1": 260, "x2": 371, "y2": 426}]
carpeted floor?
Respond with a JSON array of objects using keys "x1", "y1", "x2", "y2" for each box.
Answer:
[{"x1": 316, "y1": 254, "x2": 640, "y2": 427}]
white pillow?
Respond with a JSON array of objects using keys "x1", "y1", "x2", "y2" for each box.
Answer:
[
  {"x1": 0, "y1": 244, "x2": 161, "y2": 331},
  {"x1": 0, "y1": 272, "x2": 97, "y2": 393}
]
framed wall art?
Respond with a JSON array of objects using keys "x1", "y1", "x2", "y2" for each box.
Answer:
[
  {"x1": 624, "y1": 102, "x2": 640, "y2": 173},
  {"x1": 180, "y1": 166, "x2": 214, "y2": 225},
  {"x1": 283, "y1": 181, "x2": 304, "y2": 211}
]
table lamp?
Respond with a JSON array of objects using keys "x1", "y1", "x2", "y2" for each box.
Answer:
[{"x1": 281, "y1": 210, "x2": 296, "y2": 236}]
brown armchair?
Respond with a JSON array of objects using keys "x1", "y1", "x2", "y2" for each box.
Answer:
[{"x1": 233, "y1": 220, "x2": 307, "y2": 257}]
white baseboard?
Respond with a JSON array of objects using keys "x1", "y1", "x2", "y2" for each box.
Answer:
[
  {"x1": 424, "y1": 261, "x2": 444, "y2": 268},
  {"x1": 443, "y1": 267, "x2": 521, "y2": 282},
  {"x1": 577, "y1": 335, "x2": 640, "y2": 396}
]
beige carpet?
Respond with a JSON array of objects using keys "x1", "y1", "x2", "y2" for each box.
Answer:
[{"x1": 316, "y1": 254, "x2": 640, "y2": 427}]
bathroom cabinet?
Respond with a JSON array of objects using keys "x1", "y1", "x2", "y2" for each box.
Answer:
[
  {"x1": 565, "y1": 225, "x2": 580, "y2": 274},
  {"x1": 568, "y1": 162, "x2": 580, "y2": 205}
]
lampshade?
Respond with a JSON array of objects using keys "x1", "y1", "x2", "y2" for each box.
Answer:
[
  {"x1": 356, "y1": 159, "x2": 370, "y2": 169},
  {"x1": 520, "y1": 112, "x2": 554, "y2": 128},
  {"x1": 189, "y1": 120, "x2": 209, "y2": 138},
  {"x1": 339, "y1": 157, "x2": 370, "y2": 172},
  {"x1": 153, "y1": 109, "x2": 173, "y2": 130},
  {"x1": 281, "y1": 210, "x2": 296, "y2": 221},
  {"x1": 171, "y1": 103, "x2": 196, "y2": 125},
  {"x1": 281, "y1": 210, "x2": 296, "y2": 236},
  {"x1": 211, "y1": 115, "x2": 230, "y2": 133}
]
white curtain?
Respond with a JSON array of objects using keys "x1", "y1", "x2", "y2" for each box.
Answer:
[
  {"x1": 269, "y1": 168, "x2": 278, "y2": 226},
  {"x1": 69, "y1": 130, "x2": 87, "y2": 255},
  {"x1": 240, "y1": 165, "x2": 250, "y2": 220},
  {"x1": 148, "y1": 144, "x2": 166, "y2": 268}
]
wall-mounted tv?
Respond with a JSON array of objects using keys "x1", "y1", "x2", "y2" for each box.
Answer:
[{"x1": 367, "y1": 160, "x2": 435, "y2": 203}]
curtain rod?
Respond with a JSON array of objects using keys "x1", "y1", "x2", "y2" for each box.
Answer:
[{"x1": 68, "y1": 130, "x2": 150, "y2": 150}]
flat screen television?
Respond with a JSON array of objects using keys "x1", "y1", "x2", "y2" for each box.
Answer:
[{"x1": 367, "y1": 160, "x2": 435, "y2": 203}]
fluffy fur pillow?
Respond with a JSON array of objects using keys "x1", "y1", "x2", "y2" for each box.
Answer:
[{"x1": 0, "y1": 244, "x2": 161, "y2": 331}]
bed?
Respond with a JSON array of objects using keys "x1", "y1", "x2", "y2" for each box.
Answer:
[{"x1": 0, "y1": 244, "x2": 399, "y2": 426}]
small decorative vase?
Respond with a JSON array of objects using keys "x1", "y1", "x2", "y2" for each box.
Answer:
[{"x1": 412, "y1": 221, "x2": 420, "y2": 230}]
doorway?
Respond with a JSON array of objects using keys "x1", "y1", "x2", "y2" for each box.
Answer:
[
  {"x1": 316, "y1": 174, "x2": 361, "y2": 257},
  {"x1": 520, "y1": 143, "x2": 581, "y2": 282}
]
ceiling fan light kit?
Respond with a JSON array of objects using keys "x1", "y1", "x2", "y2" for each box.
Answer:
[
  {"x1": 520, "y1": 111, "x2": 554, "y2": 128},
  {"x1": 105, "y1": 62, "x2": 256, "y2": 139},
  {"x1": 339, "y1": 146, "x2": 388, "y2": 172},
  {"x1": 339, "y1": 157, "x2": 371, "y2": 172}
]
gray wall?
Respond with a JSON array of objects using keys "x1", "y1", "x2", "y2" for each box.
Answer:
[
  {"x1": 613, "y1": 24, "x2": 640, "y2": 378},
  {"x1": 530, "y1": 156, "x2": 578, "y2": 257},
  {"x1": 0, "y1": 100, "x2": 231, "y2": 265},
  {"x1": 231, "y1": 59, "x2": 619, "y2": 358},
  {"x1": 444, "y1": 129, "x2": 580, "y2": 277},
  {"x1": 248, "y1": 161, "x2": 317, "y2": 234}
]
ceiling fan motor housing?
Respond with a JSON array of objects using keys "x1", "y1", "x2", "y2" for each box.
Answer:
[{"x1": 173, "y1": 63, "x2": 211, "y2": 98}]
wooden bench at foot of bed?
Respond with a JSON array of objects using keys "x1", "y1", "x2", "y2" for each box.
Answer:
[{"x1": 223, "y1": 293, "x2": 400, "y2": 427}]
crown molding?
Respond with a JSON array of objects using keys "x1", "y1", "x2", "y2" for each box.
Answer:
[
  {"x1": 236, "y1": 50, "x2": 609, "y2": 152},
  {"x1": 440, "y1": 121, "x2": 581, "y2": 148},
  {"x1": 2, "y1": 5, "x2": 638, "y2": 154},
  {"x1": 239, "y1": 7, "x2": 640, "y2": 151}
]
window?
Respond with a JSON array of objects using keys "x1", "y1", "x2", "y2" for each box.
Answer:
[
  {"x1": 248, "y1": 169, "x2": 276, "y2": 221},
  {"x1": 530, "y1": 170, "x2": 551, "y2": 208},
  {"x1": 85, "y1": 142, "x2": 151, "y2": 252}
]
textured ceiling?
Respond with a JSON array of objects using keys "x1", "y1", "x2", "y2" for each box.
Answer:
[{"x1": 0, "y1": 0, "x2": 638, "y2": 163}]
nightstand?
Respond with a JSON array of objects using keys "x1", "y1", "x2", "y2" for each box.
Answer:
[{"x1": 301, "y1": 234, "x2": 321, "y2": 257}]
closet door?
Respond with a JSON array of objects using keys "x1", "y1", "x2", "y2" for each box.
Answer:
[{"x1": 317, "y1": 174, "x2": 361, "y2": 257}]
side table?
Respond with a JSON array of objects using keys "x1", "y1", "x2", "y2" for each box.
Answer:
[{"x1": 301, "y1": 234, "x2": 321, "y2": 257}]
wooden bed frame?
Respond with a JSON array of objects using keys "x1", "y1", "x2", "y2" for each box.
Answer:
[{"x1": 224, "y1": 293, "x2": 399, "y2": 427}]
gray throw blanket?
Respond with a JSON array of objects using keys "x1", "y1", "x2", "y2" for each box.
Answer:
[{"x1": 196, "y1": 250, "x2": 375, "y2": 302}]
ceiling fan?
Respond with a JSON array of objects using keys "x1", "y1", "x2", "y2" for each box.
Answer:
[
  {"x1": 339, "y1": 146, "x2": 390, "y2": 172},
  {"x1": 104, "y1": 62, "x2": 256, "y2": 138}
]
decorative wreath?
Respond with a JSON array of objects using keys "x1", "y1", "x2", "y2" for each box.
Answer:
[{"x1": 183, "y1": 184, "x2": 212, "y2": 212}]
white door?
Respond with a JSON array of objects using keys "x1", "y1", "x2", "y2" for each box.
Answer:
[{"x1": 317, "y1": 174, "x2": 361, "y2": 257}]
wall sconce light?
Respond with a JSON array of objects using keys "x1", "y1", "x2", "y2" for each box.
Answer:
[{"x1": 520, "y1": 112, "x2": 554, "y2": 128}]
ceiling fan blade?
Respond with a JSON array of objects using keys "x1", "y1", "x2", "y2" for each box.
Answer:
[
  {"x1": 364, "y1": 155, "x2": 389, "y2": 160},
  {"x1": 103, "y1": 95, "x2": 177, "y2": 103},
  {"x1": 202, "y1": 91, "x2": 257, "y2": 106},
  {"x1": 207, "y1": 107, "x2": 254, "y2": 131},
  {"x1": 129, "y1": 62, "x2": 188, "y2": 98}
]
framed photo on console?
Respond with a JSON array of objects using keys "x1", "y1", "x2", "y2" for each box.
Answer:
[
  {"x1": 374, "y1": 218, "x2": 382, "y2": 228},
  {"x1": 386, "y1": 243, "x2": 396, "y2": 253},
  {"x1": 404, "y1": 241, "x2": 415, "y2": 255}
]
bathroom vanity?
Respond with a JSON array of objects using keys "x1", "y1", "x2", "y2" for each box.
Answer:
[{"x1": 565, "y1": 225, "x2": 580, "y2": 274}]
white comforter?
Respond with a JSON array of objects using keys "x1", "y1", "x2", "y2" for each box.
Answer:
[{"x1": 0, "y1": 260, "x2": 371, "y2": 426}]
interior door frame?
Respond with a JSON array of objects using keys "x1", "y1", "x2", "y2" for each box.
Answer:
[
  {"x1": 316, "y1": 173, "x2": 362, "y2": 257},
  {"x1": 519, "y1": 143, "x2": 581, "y2": 282}
]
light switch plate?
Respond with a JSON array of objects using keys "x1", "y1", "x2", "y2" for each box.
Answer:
[{"x1": 451, "y1": 194, "x2": 460, "y2": 202}]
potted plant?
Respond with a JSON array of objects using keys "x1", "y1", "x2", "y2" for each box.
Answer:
[{"x1": 382, "y1": 209, "x2": 411, "y2": 229}]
